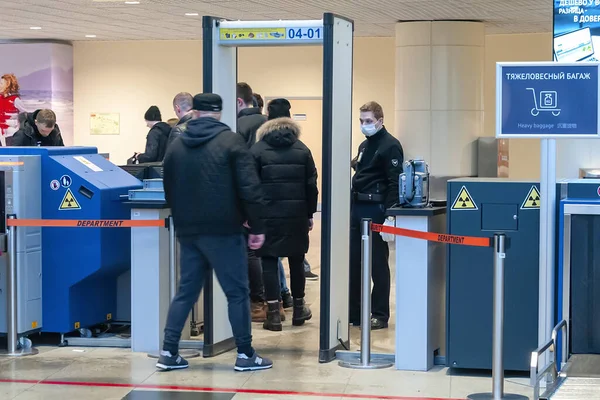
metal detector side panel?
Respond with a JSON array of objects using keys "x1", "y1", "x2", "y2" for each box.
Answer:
[
  {"x1": 319, "y1": 13, "x2": 353, "y2": 362},
  {"x1": 0, "y1": 156, "x2": 42, "y2": 335}
]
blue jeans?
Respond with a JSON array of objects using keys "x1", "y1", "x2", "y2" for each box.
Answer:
[
  {"x1": 279, "y1": 257, "x2": 312, "y2": 293},
  {"x1": 163, "y1": 234, "x2": 252, "y2": 355},
  {"x1": 278, "y1": 258, "x2": 289, "y2": 293}
]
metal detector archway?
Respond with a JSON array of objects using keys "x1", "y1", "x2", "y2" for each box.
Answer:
[{"x1": 201, "y1": 13, "x2": 353, "y2": 362}]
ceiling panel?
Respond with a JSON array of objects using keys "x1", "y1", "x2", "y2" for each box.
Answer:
[{"x1": 0, "y1": 0, "x2": 554, "y2": 41}]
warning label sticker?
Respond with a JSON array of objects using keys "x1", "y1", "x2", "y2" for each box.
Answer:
[
  {"x1": 59, "y1": 188, "x2": 81, "y2": 211},
  {"x1": 521, "y1": 186, "x2": 541, "y2": 210},
  {"x1": 451, "y1": 186, "x2": 478, "y2": 210}
]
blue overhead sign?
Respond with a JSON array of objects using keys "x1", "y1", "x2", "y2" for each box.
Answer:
[{"x1": 496, "y1": 62, "x2": 600, "y2": 138}]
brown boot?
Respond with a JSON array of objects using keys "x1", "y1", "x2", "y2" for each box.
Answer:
[
  {"x1": 263, "y1": 302, "x2": 282, "y2": 331},
  {"x1": 279, "y1": 301, "x2": 286, "y2": 322},
  {"x1": 251, "y1": 302, "x2": 266, "y2": 323}
]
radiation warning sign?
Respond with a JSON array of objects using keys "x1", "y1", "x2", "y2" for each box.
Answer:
[
  {"x1": 451, "y1": 186, "x2": 478, "y2": 210},
  {"x1": 521, "y1": 186, "x2": 541, "y2": 210},
  {"x1": 59, "y1": 188, "x2": 81, "y2": 211}
]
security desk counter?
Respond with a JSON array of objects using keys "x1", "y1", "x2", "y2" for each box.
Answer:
[
  {"x1": 387, "y1": 206, "x2": 447, "y2": 371},
  {"x1": 127, "y1": 197, "x2": 202, "y2": 355}
]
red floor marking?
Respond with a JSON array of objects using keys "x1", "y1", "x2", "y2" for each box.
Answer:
[{"x1": 0, "y1": 378, "x2": 467, "y2": 400}]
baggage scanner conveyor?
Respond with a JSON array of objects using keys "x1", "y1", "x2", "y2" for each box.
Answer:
[{"x1": 531, "y1": 182, "x2": 600, "y2": 399}]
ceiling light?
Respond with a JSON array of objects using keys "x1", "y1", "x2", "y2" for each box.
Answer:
[
  {"x1": 124, "y1": 1, "x2": 140, "y2": 4},
  {"x1": 30, "y1": 27, "x2": 42, "y2": 30},
  {"x1": 185, "y1": 13, "x2": 199, "y2": 16},
  {"x1": 85, "y1": 35, "x2": 97, "y2": 38}
]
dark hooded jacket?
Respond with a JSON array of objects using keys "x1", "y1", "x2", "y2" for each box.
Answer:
[
  {"x1": 136, "y1": 121, "x2": 171, "y2": 163},
  {"x1": 10, "y1": 110, "x2": 64, "y2": 147},
  {"x1": 237, "y1": 107, "x2": 267, "y2": 148},
  {"x1": 250, "y1": 117, "x2": 318, "y2": 257},
  {"x1": 163, "y1": 117, "x2": 268, "y2": 237},
  {"x1": 166, "y1": 112, "x2": 194, "y2": 148}
]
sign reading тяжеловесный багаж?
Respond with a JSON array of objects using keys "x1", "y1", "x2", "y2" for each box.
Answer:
[{"x1": 497, "y1": 63, "x2": 600, "y2": 138}]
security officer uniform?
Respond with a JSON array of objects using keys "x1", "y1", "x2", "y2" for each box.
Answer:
[{"x1": 350, "y1": 125, "x2": 403, "y2": 329}]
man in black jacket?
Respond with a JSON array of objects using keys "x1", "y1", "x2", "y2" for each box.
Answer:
[
  {"x1": 158, "y1": 93, "x2": 273, "y2": 373},
  {"x1": 10, "y1": 109, "x2": 64, "y2": 147},
  {"x1": 236, "y1": 83, "x2": 270, "y2": 322},
  {"x1": 237, "y1": 82, "x2": 266, "y2": 147},
  {"x1": 350, "y1": 101, "x2": 403, "y2": 330},
  {"x1": 133, "y1": 106, "x2": 171, "y2": 163},
  {"x1": 167, "y1": 92, "x2": 194, "y2": 148}
]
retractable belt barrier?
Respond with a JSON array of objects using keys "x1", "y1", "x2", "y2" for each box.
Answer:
[
  {"x1": 342, "y1": 218, "x2": 514, "y2": 399},
  {"x1": 371, "y1": 223, "x2": 492, "y2": 247},
  {"x1": 0, "y1": 215, "x2": 174, "y2": 359},
  {"x1": 6, "y1": 218, "x2": 166, "y2": 228}
]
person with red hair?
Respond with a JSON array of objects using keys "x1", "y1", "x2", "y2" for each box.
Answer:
[{"x1": 0, "y1": 73, "x2": 28, "y2": 146}]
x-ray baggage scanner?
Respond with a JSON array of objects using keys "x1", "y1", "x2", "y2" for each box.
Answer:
[{"x1": 202, "y1": 13, "x2": 353, "y2": 361}]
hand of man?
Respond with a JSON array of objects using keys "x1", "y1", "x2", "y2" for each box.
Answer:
[
  {"x1": 243, "y1": 221, "x2": 250, "y2": 229},
  {"x1": 379, "y1": 217, "x2": 395, "y2": 242},
  {"x1": 248, "y1": 234, "x2": 265, "y2": 250},
  {"x1": 308, "y1": 219, "x2": 314, "y2": 231}
]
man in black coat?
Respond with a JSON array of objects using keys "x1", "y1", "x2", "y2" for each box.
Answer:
[
  {"x1": 167, "y1": 92, "x2": 194, "y2": 148},
  {"x1": 134, "y1": 106, "x2": 171, "y2": 163},
  {"x1": 237, "y1": 82, "x2": 267, "y2": 147},
  {"x1": 158, "y1": 93, "x2": 273, "y2": 373},
  {"x1": 250, "y1": 98, "x2": 319, "y2": 331},
  {"x1": 10, "y1": 109, "x2": 64, "y2": 147},
  {"x1": 236, "y1": 83, "x2": 270, "y2": 322}
]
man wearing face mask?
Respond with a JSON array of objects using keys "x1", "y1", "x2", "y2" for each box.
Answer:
[{"x1": 349, "y1": 101, "x2": 403, "y2": 330}]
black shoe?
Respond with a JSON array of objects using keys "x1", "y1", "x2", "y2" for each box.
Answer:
[
  {"x1": 305, "y1": 270, "x2": 319, "y2": 281},
  {"x1": 292, "y1": 298, "x2": 312, "y2": 326},
  {"x1": 370, "y1": 318, "x2": 388, "y2": 330},
  {"x1": 281, "y1": 291, "x2": 293, "y2": 309},
  {"x1": 156, "y1": 351, "x2": 189, "y2": 371},
  {"x1": 263, "y1": 302, "x2": 282, "y2": 331}
]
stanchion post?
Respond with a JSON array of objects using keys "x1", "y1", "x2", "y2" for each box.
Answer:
[
  {"x1": 468, "y1": 233, "x2": 527, "y2": 400},
  {"x1": 168, "y1": 215, "x2": 177, "y2": 300},
  {"x1": 1, "y1": 215, "x2": 38, "y2": 357},
  {"x1": 339, "y1": 218, "x2": 392, "y2": 370}
]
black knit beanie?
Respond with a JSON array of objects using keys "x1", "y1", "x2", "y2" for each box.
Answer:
[
  {"x1": 267, "y1": 98, "x2": 291, "y2": 120},
  {"x1": 144, "y1": 105, "x2": 162, "y2": 122}
]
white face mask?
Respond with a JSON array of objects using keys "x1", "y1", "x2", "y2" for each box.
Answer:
[{"x1": 361, "y1": 121, "x2": 381, "y2": 137}]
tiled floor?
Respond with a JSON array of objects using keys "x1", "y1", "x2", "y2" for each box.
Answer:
[{"x1": 0, "y1": 219, "x2": 534, "y2": 399}]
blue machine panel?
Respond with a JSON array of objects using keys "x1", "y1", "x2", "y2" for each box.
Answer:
[
  {"x1": 446, "y1": 179, "x2": 540, "y2": 371},
  {"x1": 0, "y1": 147, "x2": 143, "y2": 333}
]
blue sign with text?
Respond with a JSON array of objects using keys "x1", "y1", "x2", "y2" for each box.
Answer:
[{"x1": 498, "y1": 63, "x2": 600, "y2": 138}]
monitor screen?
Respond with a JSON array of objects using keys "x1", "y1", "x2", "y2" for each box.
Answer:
[
  {"x1": 555, "y1": 27, "x2": 594, "y2": 62},
  {"x1": 553, "y1": 1, "x2": 600, "y2": 62}
]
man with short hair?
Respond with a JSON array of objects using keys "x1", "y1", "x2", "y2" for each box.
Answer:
[
  {"x1": 236, "y1": 82, "x2": 270, "y2": 322},
  {"x1": 167, "y1": 92, "x2": 194, "y2": 147},
  {"x1": 237, "y1": 82, "x2": 267, "y2": 147},
  {"x1": 11, "y1": 109, "x2": 64, "y2": 146},
  {"x1": 158, "y1": 93, "x2": 273, "y2": 372},
  {"x1": 349, "y1": 101, "x2": 404, "y2": 330}
]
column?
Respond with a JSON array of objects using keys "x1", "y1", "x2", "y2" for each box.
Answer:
[{"x1": 395, "y1": 21, "x2": 485, "y2": 176}]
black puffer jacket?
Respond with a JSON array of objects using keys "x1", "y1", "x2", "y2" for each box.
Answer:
[
  {"x1": 250, "y1": 117, "x2": 318, "y2": 257},
  {"x1": 137, "y1": 122, "x2": 171, "y2": 163},
  {"x1": 237, "y1": 107, "x2": 267, "y2": 148},
  {"x1": 10, "y1": 110, "x2": 64, "y2": 147},
  {"x1": 164, "y1": 117, "x2": 268, "y2": 237}
]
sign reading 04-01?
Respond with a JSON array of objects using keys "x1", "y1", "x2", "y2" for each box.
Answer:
[
  {"x1": 496, "y1": 62, "x2": 600, "y2": 138},
  {"x1": 218, "y1": 20, "x2": 324, "y2": 45}
]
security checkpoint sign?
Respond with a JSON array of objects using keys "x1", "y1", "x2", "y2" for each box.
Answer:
[{"x1": 496, "y1": 62, "x2": 600, "y2": 138}]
